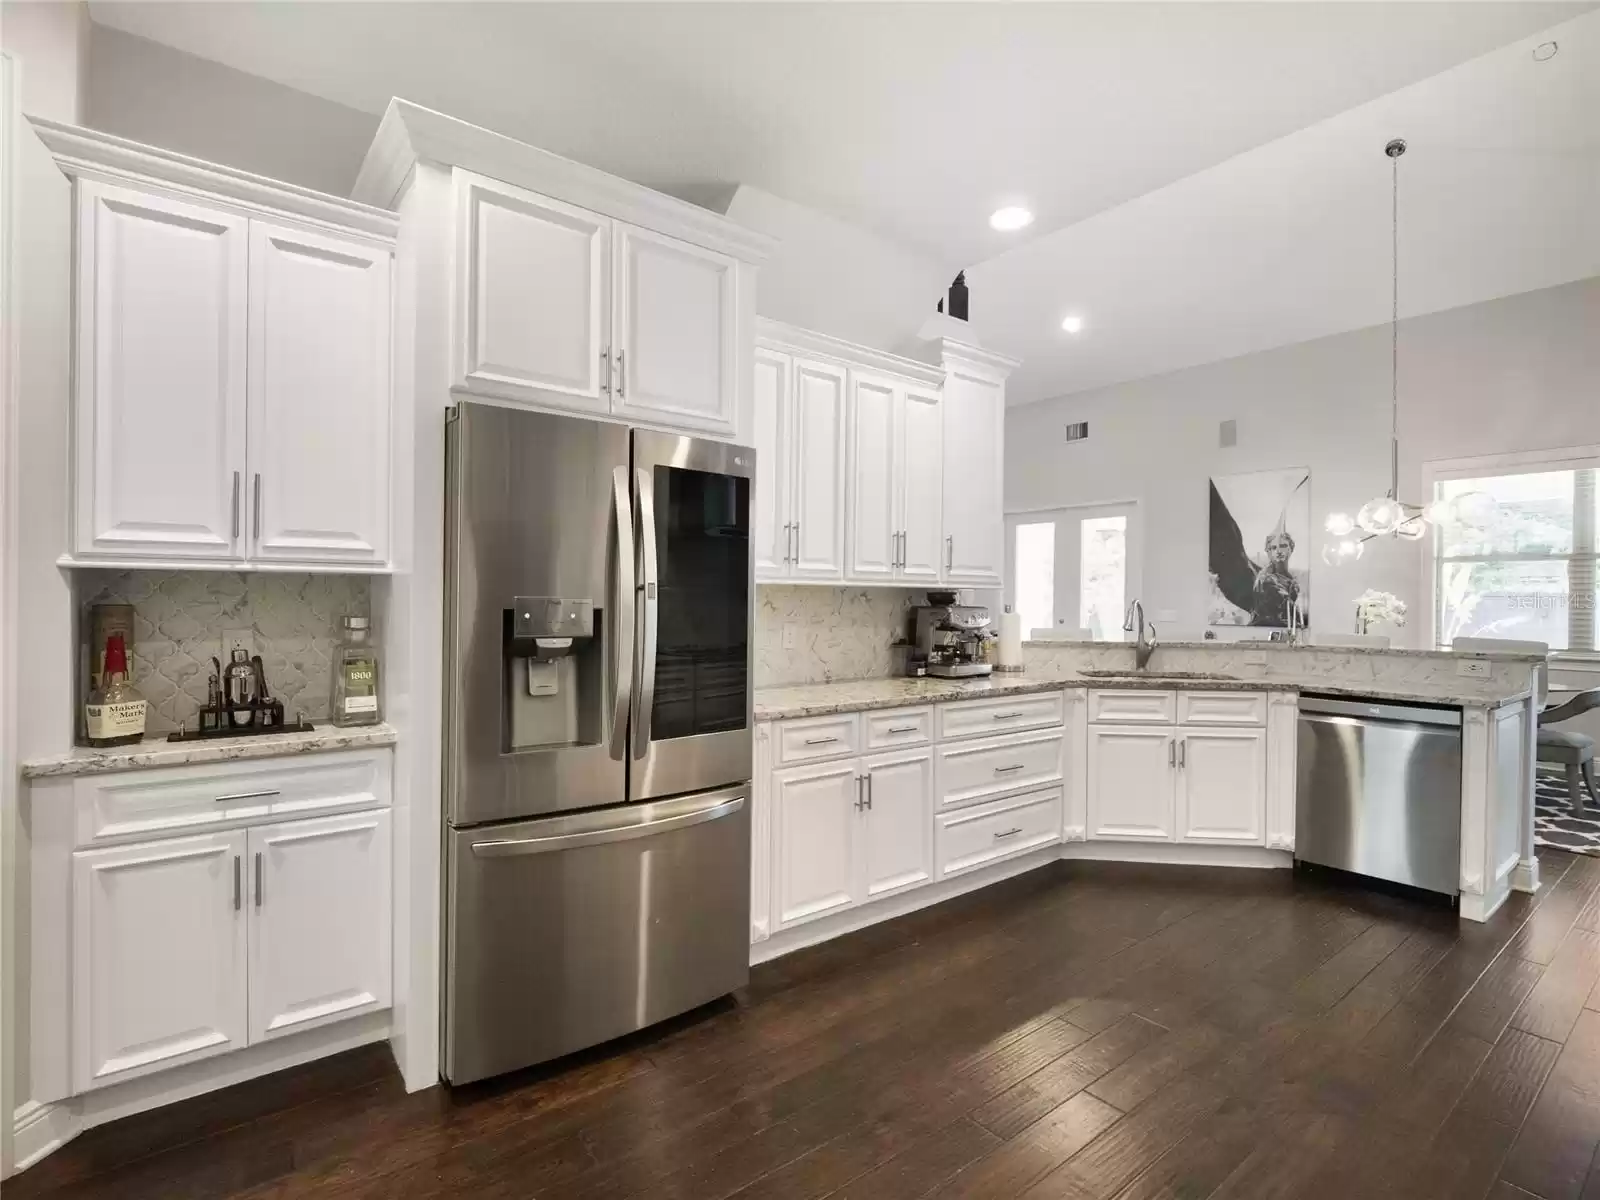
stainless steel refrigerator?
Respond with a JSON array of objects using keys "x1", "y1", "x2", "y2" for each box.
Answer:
[{"x1": 442, "y1": 400, "x2": 753, "y2": 1085}]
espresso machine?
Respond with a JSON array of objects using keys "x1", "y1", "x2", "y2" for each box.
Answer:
[{"x1": 905, "y1": 592, "x2": 994, "y2": 678}]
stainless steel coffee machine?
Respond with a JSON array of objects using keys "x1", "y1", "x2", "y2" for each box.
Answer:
[{"x1": 906, "y1": 592, "x2": 994, "y2": 678}]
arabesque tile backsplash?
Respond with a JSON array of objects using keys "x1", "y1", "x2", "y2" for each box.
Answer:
[
  {"x1": 78, "y1": 571, "x2": 371, "y2": 733},
  {"x1": 755, "y1": 586, "x2": 919, "y2": 686}
]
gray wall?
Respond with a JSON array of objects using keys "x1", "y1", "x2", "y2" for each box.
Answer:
[{"x1": 86, "y1": 25, "x2": 377, "y2": 196}]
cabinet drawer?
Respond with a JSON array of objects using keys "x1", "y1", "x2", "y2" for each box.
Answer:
[
  {"x1": 937, "y1": 729, "x2": 1064, "y2": 811},
  {"x1": 938, "y1": 691, "x2": 1065, "y2": 741},
  {"x1": 863, "y1": 706, "x2": 933, "y2": 750},
  {"x1": 73, "y1": 750, "x2": 391, "y2": 847},
  {"x1": 1088, "y1": 690, "x2": 1177, "y2": 725},
  {"x1": 776, "y1": 713, "x2": 860, "y2": 764},
  {"x1": 1176, "y1": 691, "x2": 1266, "y2": 726},
  {"x1": 937, "y1": 788, "x2": 1062, "y2": 879}
]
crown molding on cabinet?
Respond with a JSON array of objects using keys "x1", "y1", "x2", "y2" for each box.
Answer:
[
  {"x1": 28, "y1": 118, "x2": 398, "y2": 243},
  {"x1": 756, "y1": 319, "x2": 947, "y2": 389},
  {"x1": 352, "y1": 98, "x2": 775, "y2": 263}
]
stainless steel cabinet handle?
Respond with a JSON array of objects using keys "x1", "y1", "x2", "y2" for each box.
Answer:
[
  {"x1": 1169, "y1": 739, "x2": 1176, "y2": 767},
  {"x1": 804, "y1": 736, "x2": 838, "y2": 745},
  {"x1": 792, "y1": 520, "x2": 800, "y2": 564},
  {"x1": 215, "y1": 789, "x2": 280, "y2": 803},
  {"x1": 887, "y1": 725, "x2": 918, "y2": 734},
  {"x1": 994, "y1": 827, "x2": 1023, "y2": 840},
  {"x1": 616, "y1": 348, "x2": 626, "y2": 399},
  {"x1": 231, "y1": 472, "x2": 241, "y2": 539},
  {"x1": 994, "y1": 764, "x2": 1025, "y2": 774},
  {"x1": 233, "y1": 855, "x2": 241, "y2": 910},
  {"x1": 865, "y1": 773, "x2": 873, "y2": 810},
  {"x1": 946, "y1": 535, "x2": 954, "y2": 572},
  {"x1": 253, "y1": 851, "x2": 263, "y2": 907},
  {"x1": 1179, "y1": 738, "x2": 1187, "y2": 768},
  {"x1": 855, "y1": 775, "x2": 865, "y2": 811},
  {"x1": 252, "y1": 473, "x2": 262, "y2": 540},
  {"x1": 600, "y1": 347, "x2": 612, "y2": 395},
  {"x1": 786, "y1": 521, "x2": 795, "y2": 564},
  {"x1": 992, "y1": 712, "x2": 1023, "y2": 721}
]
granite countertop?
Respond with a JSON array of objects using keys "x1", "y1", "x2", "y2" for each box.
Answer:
[
  {"x1": 753, "y1": 672, "x2": 1532, "y2": 721},
  {"x1": 1022, "y1": 638, "x2": 1550, "y2": 662},
  {"x1": 21, "y1": 722, "x2": 399, "y2": 779}
]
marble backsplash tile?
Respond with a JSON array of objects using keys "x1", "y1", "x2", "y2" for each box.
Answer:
[
  {"x1": 77, "y1": 570, "x2": 371, "y2": 733},
  {"x1": 756, "y1": 586, "x2": 919, "y2": 686}
]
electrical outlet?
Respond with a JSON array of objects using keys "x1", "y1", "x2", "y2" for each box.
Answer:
[
  {"x1": 1157, "y1": 610, "x2": 1177, "y2": 624},
  {"x1": 1244, "y1": 649, "x2": 1268, "y2": 666},
  {"x1": 222, "y1": 628, "x2": 256, "y2": 663},
  {"x1": 782, "y1": 623, "x2": 799, "y2": 650},
  {"x1": 1456, "y1": 659, "x2": 1491, "y2": 679}
]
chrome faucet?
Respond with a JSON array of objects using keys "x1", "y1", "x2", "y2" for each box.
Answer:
[{"x1": 1123, "y1": 599, "x2": 1158, "y2": 670}]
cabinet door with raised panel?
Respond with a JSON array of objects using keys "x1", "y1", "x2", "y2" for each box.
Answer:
[
  {"x1": 613, "y1": 223, "x2": 737, "y2": 435},
  {"x1": 71, "y1": 831, "x2": 247, "y2": 1093},
  {"x1": 847, "y1": 374, "x2": 897, "y2": 582},
  {"x1": 74, "y1": 180, "x2": 247, "y2": 562},
  {"x1": 789, "y1": 358, "x2": 848, "y2": 579},
  {"x1": 247, "y1": 809, "x2": 391, "y2": 1044},
  {"x1": 456, "y1": 172, "x2": 611, "y2": 412},
  {"x1": 753, "y1": 348, "x2": 791, "y2": 580},
  {"x1": 248, "y1": 221, "x2": 391, "y2": 566},
  {"x1": 1176, "y1": 727, "x2": 1266, "y2": 845},
  {"x1": 1086, "y1": 726, "x2": 1176, "y2": 841},
  {"x1": 860, "y1": 750, "x2": 934, "y2": 901},
  {"x1": 940, "y1": 368, "x2": 1005, "y2": 585},
  {"x1": 773, "y1": 761, "x2": 859, "y2": 929},
  {"x1": 897, "y1": 386, "x2": 943, "y2": 581}
]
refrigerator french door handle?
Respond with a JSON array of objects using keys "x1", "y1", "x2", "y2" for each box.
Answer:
[
  {"x1": 632, "y1": 465, "x2": 659, "y2": 760},
  {"x1": 609, "y1": 466, "x2": 635, "y2": 761}
]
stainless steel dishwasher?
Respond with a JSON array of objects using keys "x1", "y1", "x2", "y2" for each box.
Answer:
[{"x1": 1295, "y1": 694, "x2": 1462, "y2": 897}]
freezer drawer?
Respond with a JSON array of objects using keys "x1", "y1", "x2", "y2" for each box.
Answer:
[
  {"x1": 1295, "y1": 697, "x2": 1462, "y2": 897},
  {"x1": 444, "y1": 785, "x2": 750, "y2": 1084}
]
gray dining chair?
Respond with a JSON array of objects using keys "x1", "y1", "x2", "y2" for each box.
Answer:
[{"x1": 1538, "y1": 688, "x2": 1600, "y2": 814}]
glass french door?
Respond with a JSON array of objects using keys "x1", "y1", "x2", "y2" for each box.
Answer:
[{"x1": 1004, "y1": 503, "x2": 1140, "y2": 641}]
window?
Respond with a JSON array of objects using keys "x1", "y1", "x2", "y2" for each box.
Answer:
[
  {"x1": 1005, "y1": 504, "x2": 1138, "y2": 640},
  {"x1": 1430, "y1": 455, "x2": 1598, "y2": 653}
]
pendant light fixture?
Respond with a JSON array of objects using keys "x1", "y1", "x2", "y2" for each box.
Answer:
[{"x1": 1321, "y1": 139, "x2": 1494, "y2": 567}]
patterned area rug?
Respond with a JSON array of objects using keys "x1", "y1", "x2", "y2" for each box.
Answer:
[{"x1": 1535, "y1": 773, "x2": 1600, "y2": 855}]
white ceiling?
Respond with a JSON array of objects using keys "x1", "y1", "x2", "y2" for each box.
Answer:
[{"x1": 88, "y1": 0, "x2": 1600, "y2": 403}]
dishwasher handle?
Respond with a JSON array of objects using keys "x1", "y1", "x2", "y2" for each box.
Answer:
[{"x1": 1296, "y1": 694, "x2": 1462, "y2": 728}]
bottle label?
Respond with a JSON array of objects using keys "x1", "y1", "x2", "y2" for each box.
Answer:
[
  {"x1": 344, "y1": 695, "x2": 379, "y2": 715},
  {"x1": 86, "y1": 700, "x2": 147, "y2": 740}
]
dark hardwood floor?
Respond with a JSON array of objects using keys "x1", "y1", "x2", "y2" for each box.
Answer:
[{"x1": 13, "y1": 850, "x2": 1600, "y2": 1199}]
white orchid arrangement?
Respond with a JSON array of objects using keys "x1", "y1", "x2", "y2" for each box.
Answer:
[{"x1": 1355, "y1": 589, "x2": 1408, "y2": 633}]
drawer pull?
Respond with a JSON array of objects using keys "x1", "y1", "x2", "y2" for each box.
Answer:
[
  {"x1": 994, "y1": 827, "x2": 1024, "y2": 839},
  {"x1": 804, "y1": 736, "x2": 839, "y2": 746},
  {"x1": 992, "y1": 712, "x2": 1025, "y2": 721},
  {"x1": 887, "y1": 725, "x2": 919, "y2": 734},
  {"x1": 215, "y1": 789, "x2": 281, "y2": 804},
  {"x1": 994, "y1": 764, "x2": 1025, "y2": 774}
]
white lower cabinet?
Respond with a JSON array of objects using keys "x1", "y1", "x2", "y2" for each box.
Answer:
[
  {"x1": 56, "y1": 751, "x2": 394, "y2": 1097},
  {"x1": 773, "y1": 760, "x2": 860, "y2": 929},
  {"x1": 937, "y1": 788, "x2": 1062, "y2": 879},
  {"x1": 72, "y1": 831, "x2": 249, "y2": 1093},
  {"x1": 247, "y1": 810, "x2": 392, "y2": 1043},
  {"x1": 1087, "y1": 719, "x2": 1266, "y2": 846},
  {"x1": 861, "y1": 751, "x2": 934, "y2": 900}
]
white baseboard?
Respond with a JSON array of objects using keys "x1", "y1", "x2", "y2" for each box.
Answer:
[
  {"x1": 1511, "y1": 856, "x2": 1542, "y2": 894},
  {"x1": 1059, "y1": 842, "x2": 1292, "y2": 870},
  {"x1": 9, "y1": 1100, "x2": 72, "y2": 1176}
]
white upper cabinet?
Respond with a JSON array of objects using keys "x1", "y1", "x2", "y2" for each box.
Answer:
[
  {"x1": 1176, "y1": 728, "x2": 1266, "y2": 845},
  {"x1": 75, "y1": 180, "x2": 248, "y2": 562},
  {"x1": 789, "y1": 358, "x2": 849, "y2": 580},
  {"x1": 897, "y1": 386, "x2": 944, "y2": 582},
  {"x1": 72, "y1": 831, "x2": 248, "y2": 1093},
  {"x1": 941, "y1": 365, "x2": 1006, "y2": 586},
  {"x1": 64, "y1": 156, "x2": 396, "y2": 572},
  {"x1": 612, "y1": 223, "x2": 737, "y2": 435},
  {"x1": 248, "y1": 222, "x2": 391, "y2": 565},
  {"x1": 752, "y1": 348, "x2": 792, "y2": 577},
  {"x1": 247, "y1": 810, "x2": 392, "y2": 1043},
  {"x1": 847, "y1": 374, "x2": 898, "y2": 581},
  {"x1": 455, "y1": 171, "x2": 610, "y2": 412}
]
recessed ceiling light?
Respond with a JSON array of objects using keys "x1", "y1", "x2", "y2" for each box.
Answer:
[
  {"x1": 989, "y1": 206, "x2": 1033, "y2": 232},
  {"x1": 1060, "y1": 315, "x2": 1084, "y2": 334}
]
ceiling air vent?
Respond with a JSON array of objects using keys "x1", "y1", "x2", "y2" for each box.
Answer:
[
  {"x1": 1063, "y1": 421, "x2": 1090, "y2": 443},
  {"x1": 1219, "y1": 419, "x2": 1238, "y2": 448}
]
